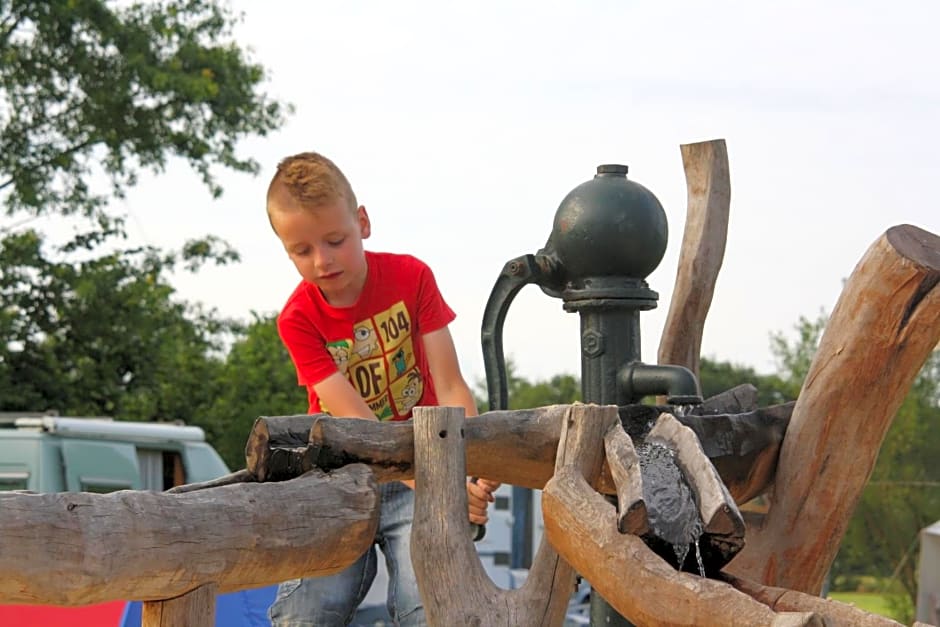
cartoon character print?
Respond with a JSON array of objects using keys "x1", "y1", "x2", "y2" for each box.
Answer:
[
  {"x1": 391, "y1": 348, "x2": 407, "y2": 376},
  {"x1": 352, "y1": 323, "x2": 379, "y2": 360},
  {"x1": 326, "y1": 340, "x2": 351, "y2": 375},
  {"x1": 394, "y1": 370, "x2": 423, "y2": 415}
]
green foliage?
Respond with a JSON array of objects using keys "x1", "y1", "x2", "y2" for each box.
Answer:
[
  {"x1": 473, "y1": 358, "x2": 580, "y2": 410},
  {"x1": 768, "y1": 309, "x2": 828, "y2": 398},
  {"x1": 0, "y1": 0, "x2": 288, "y2": 220},
  {"x1": 0, "y1": 0, "x2": 292, "y2": 465},
  {"x1": 698, "y1": 357, "x2": 792, "y2": 406},
  {"x1": 200, "y1": 312, "x2": 306, "y2": 470},
  {"x1": 0, "y1": 227, "x2": 233, "y2": 422}
]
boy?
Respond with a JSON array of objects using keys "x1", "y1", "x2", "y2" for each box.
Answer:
[{"x1": 266, "y1": 151, "x2": 498, "y2": 627}]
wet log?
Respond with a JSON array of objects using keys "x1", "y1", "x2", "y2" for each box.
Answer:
[
  {"x1": 721, "y1": 574, "x2": 904, "y2": 626},
  {"x1": 658, "y1": 138, "x2": 731, "y2": 380},
  {"x1": 410, "y1": 405, "x2": 582, "y2": 626},
  {"x1": 0, "y1": 465, "x2": 378, "y2": 605},
  {"x1": 541, "y1": 461, "x2": 818, "y2": 626},
  {"x1": 246, "y1": 404, "x2": 789, "y2": 505},
  {"x1": 604, "y1": 423, "x2": 648, "y2": 535},
  {"x1": 142, "y1": 583, "x2": 217, "y2": 627},
  {"x1": 648, "y1": 413, "x2": 744, "y2": 543},
  {"x1": 727, "y1": 224, "x2": 940, "y2": 593},
  {"x1": 695, "y1": 383, "x2": 760, "y2": 415},
  {"x1": 677, "y1": 401, "x2": 793, "y2": 506}
]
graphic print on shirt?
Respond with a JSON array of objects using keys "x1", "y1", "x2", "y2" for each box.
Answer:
[
  {"x1": 352, "y1": 323, "x2": 379, "y2": 359},
  {"x1": 326, "y1": 340, "x2": 351, "y2": 375},
  {"x1": 339, "y1": 301, "x2": 422, "y2": 421}
]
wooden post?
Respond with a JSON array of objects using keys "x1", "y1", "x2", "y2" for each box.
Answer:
[
  {"x1": 410, "y1": 405, "x2": 578, "y2": 626},
  {"x1": 658, "y1": 139, "x2": 731, "y2": 379},
  {"x1": 142, "y1": 583, "x2": 217, "y2": 627},
  {"x1": 727, "y1": 225, "x2": 940, "y2": 593}
]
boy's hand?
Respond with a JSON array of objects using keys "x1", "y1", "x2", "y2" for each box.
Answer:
[{"x1": 467, "y1": 478, "x2": 501, "y2": 525}]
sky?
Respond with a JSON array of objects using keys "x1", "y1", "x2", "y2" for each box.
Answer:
[{"x1": 111, "y1": 1, "x2": 940, "y2": 387}]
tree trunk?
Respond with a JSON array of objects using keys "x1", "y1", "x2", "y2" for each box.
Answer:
[
  {"x1": 727, "y1": 224, "x2": 940, "y2": 593},
  {"x1": 658, "y1": 138, "x2": 731, "y2": 379},
  {"x1": 0, "y1": 465, "x2": 378, "y2": 605},
  {"x1": 411, "y1": 405, "x2": 585, "y2": 626}
]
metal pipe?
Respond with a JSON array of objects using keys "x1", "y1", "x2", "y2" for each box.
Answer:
[{"x1": 617, "y1": 362, "x2": 703, "y2": 405}]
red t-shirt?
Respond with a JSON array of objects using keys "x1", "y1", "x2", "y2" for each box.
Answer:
[{"x1": 277, "y1": 251, "x2": 456, "y2": 420}]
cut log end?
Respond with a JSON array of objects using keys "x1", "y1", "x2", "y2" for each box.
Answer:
[{"x1": 886, "y1": 224, "x2": 940, "y2": 270}]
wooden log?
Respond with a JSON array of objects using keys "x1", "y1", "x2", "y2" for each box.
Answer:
[
  {"x1": 648, "y1": 413, "x2": 744, "y2": 542},
  {"x1": 679, "y1": 401, "x2": 793, "y2": 505},
  {"x1": 142, "y1": 583, "x2": 217, "y2": 627},
  {"x1": 604, "y1": 423, "x2": 648, "y2": 535},
  {"x1": 165, "y1": 469, "x2": 255, "y2": 494},
  {"x1": 695, "y1": 383, "x2": 760, "y2": 415},
  {"x1": 658, "y1": 138, "x2": 731, "y2": 380},
  {"x1": 245, "y1": 414, "x2": 327, "y2": 482},
  {"x1": 727, "y1": 224, "x2": 940, "y2": 593},
  {"x1": 0, "y1": 465, "x2": 378, "y2": 605},
  {"x1": 247, "y1": 404, "x2": 788, "y2": 505},
  {"x1": 721, "y1": 574, "x2": 904, "y2": 626},
  {"x1": 410, "y1": 405, "x2": 580, "y2": 626},
  {"x1": 541, "y1": 469, "x2": 811, "y2": 626}
]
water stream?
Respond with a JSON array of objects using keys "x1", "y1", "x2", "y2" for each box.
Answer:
[{"x1": 636, "y1": 441, "x2": 706, "y2": 576}]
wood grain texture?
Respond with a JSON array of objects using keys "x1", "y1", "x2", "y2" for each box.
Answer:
[
  {"x1": 542, "y1": 470, "x2": 798, "y2": 626},
  {"x1": 0, "y1": 465, "x2": 378, "y2": 605},
  {"x1": 142, "y1": 583, "x2": 217, "y2": 627},
  {"x1": 249, "y1": 403, "x2": 787, "y2": 505},
  {"x1": 410, "y1": 405, "x2": 580, "y2": 627},
  {"x1": 722, "y1": 574, "x2": 904, "y2": 626},
  {"x1": 658, "y1": 139, "x2": 731, "y2": 379},
  {"x1": 727, "y1": 224, "x2": 940, "y2": 593}
]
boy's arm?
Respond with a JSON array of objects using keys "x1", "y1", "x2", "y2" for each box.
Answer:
[
  {"x1": 423, "y1": 326, "x2": 500, "y2": 524},
  {"x1": 311, "y1": 372, "x2": 378, "y2": 421},
  {"x1": 422, "y1": 326, "x2": 477, "y2": 416},
  {"x1": 313, "y1": 373, "x2": 423, "y2": 489}
]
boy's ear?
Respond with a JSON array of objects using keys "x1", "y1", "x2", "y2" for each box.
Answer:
[{"x1": 358, "y1": 205, "x2": 371, "y2": 239}]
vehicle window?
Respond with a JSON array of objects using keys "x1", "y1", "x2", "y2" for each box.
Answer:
[
  {"x1": 62, "y1": 440, "x2": 141, "y2": 492},
  {"x1": 0, "y1": 471, "x2": 28, "y2": 491}
]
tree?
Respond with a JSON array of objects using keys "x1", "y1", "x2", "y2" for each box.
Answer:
[
  {"x1": 0, "y1": 1, "x2": 290, "y2": 450},
  {"x1": 0, "y1": 0, "x2": 287, "y2": 222},
  {"x1": 0, "y1": 224, "x2": 234, "y2": 423},
  {"x1": 201, "y1": 312, "x2": 306, "y2": 470},
  {"x1": 473, "y1": 359, "x2": 581, "y2": 411},
  {"x1": 698, "y1": 357, "x2": 791, "y2": 406}
]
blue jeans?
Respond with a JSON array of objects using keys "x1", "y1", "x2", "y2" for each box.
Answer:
[{"x1": 268, "y1": 481, "x2": 426, "y2": 627}]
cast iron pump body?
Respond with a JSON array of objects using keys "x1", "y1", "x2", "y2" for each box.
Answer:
[
  {"x1": 481, "y1": 163, "x2": 703, "y2": 626},
  {"x1": 482, "y1": 163, "x2": 702, "y2": 418}
]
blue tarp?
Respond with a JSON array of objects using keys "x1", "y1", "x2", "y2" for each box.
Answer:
[{"x1": 120, "y1": 585, "x2": 278, "y2": 627}]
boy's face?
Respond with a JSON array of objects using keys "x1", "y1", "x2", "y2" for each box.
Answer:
[{"x1": 269, "y1": 198, "x2": 371, "y2": 306}]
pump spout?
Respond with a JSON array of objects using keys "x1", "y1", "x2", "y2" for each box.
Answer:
[{"x1": 618, "y1": 362, "x2": 703, "y2": 406}]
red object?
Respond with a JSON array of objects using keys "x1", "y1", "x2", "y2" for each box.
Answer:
[
  {"x1": 278, "y1": 251, "x2": 455, "y2": 417},
  {"x1": 0, "y1": 601, "x2": 127, "y2": 627}
]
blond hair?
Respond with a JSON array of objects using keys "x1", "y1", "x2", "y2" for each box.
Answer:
[{"x1": 267, "y1": 152, "x2": 358, "y2": 213}]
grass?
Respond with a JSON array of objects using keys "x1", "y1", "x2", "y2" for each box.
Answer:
[{"x1": 828, "y1": 592, "x2": 897, "y2": 620}]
